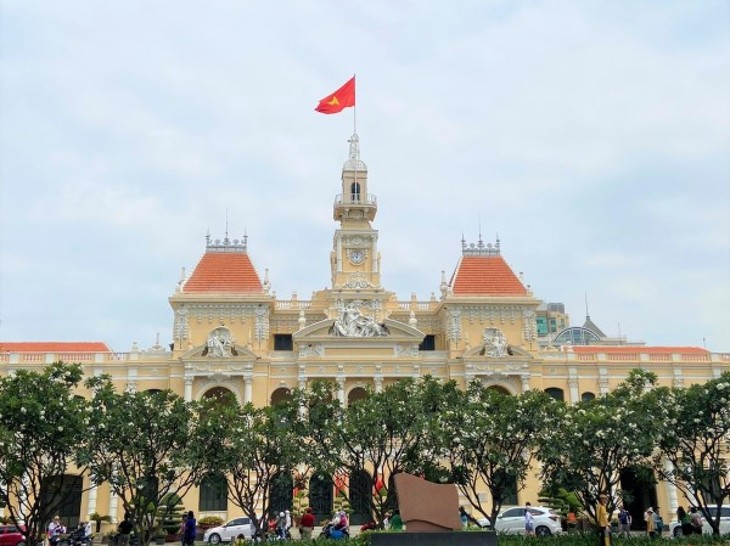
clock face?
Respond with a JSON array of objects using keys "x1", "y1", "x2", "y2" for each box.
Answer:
[{"x1": 350, "y1": 250, "x2": 364, "y2": 265}]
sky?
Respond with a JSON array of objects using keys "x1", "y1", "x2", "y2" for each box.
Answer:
[{"x1": 1, "y1": 1, "x2": 728, "y2": 353}]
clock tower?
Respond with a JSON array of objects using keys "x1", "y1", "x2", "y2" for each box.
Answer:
[{"x1": 330, "y1": 133, "x2": 382, "y2": 291}]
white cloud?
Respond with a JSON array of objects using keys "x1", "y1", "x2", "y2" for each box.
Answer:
[{"x1": 1, "y1": 0, "x2": 728, "y2": 351}]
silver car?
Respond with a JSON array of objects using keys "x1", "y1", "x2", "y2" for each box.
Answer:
[
  {"x1": 494, "y1": 506, "x2": 563, "y2": 536},
  {"x1": 203, "y1": 518, "x2": 254, "y2": 543},
  {"x1": 669, "y1": 506, "x2": 730, "y2": 537}
]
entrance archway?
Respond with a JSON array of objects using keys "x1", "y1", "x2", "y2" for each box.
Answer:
[
  {"x1": 620, "y1": 467, "x2": 657, "y2": 530},
  {"x1": 348, "y1": 470, "x2": 372, "y2": 525},
  {"x1": 269, "y1": 472, "x2": 293, "y2": 517}
]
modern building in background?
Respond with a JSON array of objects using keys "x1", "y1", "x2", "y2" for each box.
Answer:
[{"x1": 2, "y1": 135, "x2": 727, "y2": 530}]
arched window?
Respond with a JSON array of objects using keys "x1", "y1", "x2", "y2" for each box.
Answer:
[
  {"x1": 202, "y1": 387, "x2": 237, "y2": 406},
  {"x1": 347, "y1": 387, "x2": 368, "y2": 405},
  {"x1": 545, "y1": 387, "x2": 565, "y2": 401},
  {"x1": 581, "y1": 391, "x2": 596, "y2": 401},
  {"x1": 350, "y1": 181, "x2": 361, "y2": 203},
  {"x1": 271, "y1": 388, "x2": 292, "y2": 406},
  {"x1": 554, "y1": 327, "x2": 601, "y2": 345},
  {"x1": 487, "y1": 385, "x2": 512, "y2": 395},
  {"x1": 199, "y1": 473, "x2": 227, "y2": 511}
]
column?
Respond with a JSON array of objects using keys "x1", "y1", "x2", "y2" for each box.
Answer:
[
  {"x1": 664, "y1": 458, "x2": 679, "y2": 514},
  {"x1": 521, "y1": 374, "x2": 530, "y2": 393},
  {"x1": 336, "y1": 377, "x2": 346, "y2": 405},
  {"x1": 244, "y1": 377, "x2": 253, "y2": 404},
  {"x1": 372, "y1": 238, "x2": 378, "y2": 272},
  {"x1": 374, "y1": 376, "x2": 383, "y2": 393},
  {"x1": 87, "y1": 482, "x2": 98, "y2": 521},
  {"x1": 336, "y1": 237, "x2": 343, "y2": 272},
  {"x1": 568, "y1": 367, "x2": 579, "y2": 404},
  {"x1": 109, "y1": 465, "x2": 119, "y2": 523},
  {"x1": 184, "y1": 376, "x2": 193, "y2": 402}
]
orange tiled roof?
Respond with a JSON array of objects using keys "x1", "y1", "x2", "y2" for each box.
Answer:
[
  {"x1": 0, "y1": 342, "x2": 111, "y2": 352},
  {"x1": 450, "y1": 255, "x2": 528, "y2": 296},
  {"x1": 573, "y1": 346, "x2": 708, "y2": 355},
  {"x1": 184, "y1": 251, "x2": 263, "y2": 293}
]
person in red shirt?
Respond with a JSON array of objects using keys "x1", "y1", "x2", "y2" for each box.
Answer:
[{"x1": 299, "y1": 508, "x2": 315, "y2": 540}]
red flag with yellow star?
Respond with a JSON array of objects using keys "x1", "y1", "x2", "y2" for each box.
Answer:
[{"x1": 315, "y1": 76, "x2": 356, "y2": 114}]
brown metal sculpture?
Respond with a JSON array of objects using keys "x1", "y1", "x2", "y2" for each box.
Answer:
[{"x1": 393, "y1": 473, "x2": 462, "y2": 532}]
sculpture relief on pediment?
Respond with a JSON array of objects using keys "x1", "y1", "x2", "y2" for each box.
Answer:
[
  {"x1": 481, "y1": 327, "x2": 508, "y2": 357},
  {"x1": 330, "y1": 303, "x2": 389, "y2": 337},
  {"x1": 204, "y1": 327, "x2": 235, "y2": 358}
]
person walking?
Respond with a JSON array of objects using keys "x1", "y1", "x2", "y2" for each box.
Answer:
[
  {"x1": 597, "y1": 495, "x2": 610, "y2": 546},
  {"x1": 617, "y1": 505, "x2": 632, "y2": 537},
  {"x1": 299, "y1": 508, "x2": 315, "y2": 540},
  {"x1": 645, "y1": 507, "x2": 655, "y2": 538},
  {"x1": 677, "y1": 506, "x2": 692, "y2": 536},
  {"x1": 525, "y1": 502, "x2": 535, "y2": 536},
  {"x1": 183, "y1": 511, "x2": 196, "y2": 546},
  {"x1": 117, "y1": 514, "x2": 133, "y2": 546}
]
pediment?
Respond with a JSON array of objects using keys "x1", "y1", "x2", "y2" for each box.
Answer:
[
  {"x1": 293, "y1": 317, "x2": 425, "y2": 343},
  {"x1": 179, "y1": 342, "x2": 259, "y2": 361},
  {"x1": 462, "y1": 344, "x2": 533, "y2": 360}
]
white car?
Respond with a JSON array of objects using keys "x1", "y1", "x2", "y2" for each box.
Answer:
[
  {"x1": 669, "y1": 506, "x2": 730, "y2": 537},
  {"x1": 203, "y1": 518, "x2": 255, "y2": 543},
  {"x1": 493, "y1": 506, "x2": 563, "y2": 536}
]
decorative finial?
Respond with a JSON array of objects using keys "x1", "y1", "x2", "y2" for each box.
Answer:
[{"x1": 343, "y1": 133, "x2": 367, "y2": 171}]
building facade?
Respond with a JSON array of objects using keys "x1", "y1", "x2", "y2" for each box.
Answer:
[{"x1": 2, "y1": 134, "x2": 728, "y2": 529}]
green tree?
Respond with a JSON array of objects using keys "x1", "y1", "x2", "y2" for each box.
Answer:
[
  {"x1": 84, "y1": 381, "x2": 213, "y2": 546},
  {"x1": 653, "y1": 371, "x2": 730, "y2": 535},
  {"x1": 205, "y1": 398, "x2": 302, "y2": 538},
  {"x1": 439, "y1": 384, "x2": 562, "y2": 528},
  {"x1": 297, "y1": 376, "x2": 459, "y2": 527},
  {"x1": 0, "y1": 362, "x2": 92, "y2": 546},
  {"x1": 539, "y1": 369, "x2": 666, "y2": 522}
]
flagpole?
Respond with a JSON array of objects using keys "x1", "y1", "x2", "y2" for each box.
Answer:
[{"x1": 353, "y1": 73, "x2": 357, "y2": 134}]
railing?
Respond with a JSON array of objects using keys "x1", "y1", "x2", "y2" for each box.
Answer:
[
  {"x1": 275, "y1": 300, "x2": 312, "y2": 310},
  {"x1": 0, "y1": 351, "x2": 171, "y2": 364},
  {"x1": 334, "y1": 193, "x2": 377, "y2": 206}
]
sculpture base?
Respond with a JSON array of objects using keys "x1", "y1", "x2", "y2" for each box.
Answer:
[{"x1": 369, "y1": 531, "x2": 497, "y2": 546}]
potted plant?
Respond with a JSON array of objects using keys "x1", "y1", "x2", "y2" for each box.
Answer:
[
  {"x1": 90, "y1": 513, "x2": 113, "y2": 534},
  {"x1": 153, "y1": 528, "x2": 167, "y2": 545}
]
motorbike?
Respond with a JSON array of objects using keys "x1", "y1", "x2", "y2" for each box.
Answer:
[{"x1": 319, "y1": 523, "x2": 349, "y2": 541}]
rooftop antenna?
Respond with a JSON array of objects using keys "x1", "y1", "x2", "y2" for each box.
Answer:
[
  {"x1": 478, "y1": 214, "x2": 483, "y2": 244},
  {"x1": 225, "y1": 208, "x2": 229, "y2": 243},
  {"x1": 617, "y1": 321, "x2": 622, "y2": 342}
]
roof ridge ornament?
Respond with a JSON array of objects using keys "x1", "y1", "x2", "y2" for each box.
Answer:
[
  {"x1": 461, "y1": 235, "x2": 501, "y2": 256},
  {"x1": 206, "y1": 232, "x2": 248, "y2": 253}
]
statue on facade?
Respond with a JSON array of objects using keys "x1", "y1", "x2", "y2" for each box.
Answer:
[
  {"x1": 206, "y1": 327, "x2": 233, "y2": 358},
  {"x1": 482, "y1": 327, "x2": 508, "y2": 357},
  {"x1": 330, "y1": 303, "x2": 389, "y2": 337}
]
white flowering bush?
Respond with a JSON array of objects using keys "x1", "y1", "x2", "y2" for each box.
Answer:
[
  {"x1": 84, "y1": 378, "x2": 213, "y2": 546},
  {"x1": 0, "y1": 362, "x2": 91, "y2": 546},
  {"x1": 438, "y1": 382, "x2": 563, "y2": 528},
  {"x1": 539, "y1": 369, "x2": 667, "y2": 522},
  {"x1": 653, "y1": 371, "x2": 730, "y2": 535}
]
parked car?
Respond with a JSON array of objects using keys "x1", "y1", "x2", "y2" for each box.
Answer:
[
  {"x1": 492, "y1": 506, "x2": 563, "y2": 536},
  {"x1": 669, "y1": 506, "x2": 730, "y2": 537},
  {"x1": 0, "y1": 525, "x2": 26, "y2": 546},
  {"x1": 203, "y1": 518, "x2": 254, "y2": 543}
]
